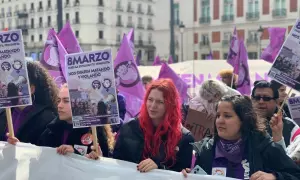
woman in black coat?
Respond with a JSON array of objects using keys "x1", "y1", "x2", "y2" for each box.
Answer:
[
  {"x1": 182, "y1": 95, "x2": 300, "y2": 179},
  {"x1": 113, "y1": 79, "x2": 194, "y2": 172},
  {"x1": 1, "y1": 61, "x2": 58, "y2": 145}
]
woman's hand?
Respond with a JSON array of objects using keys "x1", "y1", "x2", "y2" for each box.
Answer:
[
  {"x1": 85, "y1": 144, "x2": 102, "y2": 160},
  {"x1": 181, "y1": 168, "x2": 191, "y2": 178},
  {"x1": 56, "y1": 145, "x2": 74, "y2": 155},
  {"x1": 6, "y1": 133, "x2": 19, "y2": 145},
  {"x1": 250, "y1": 171, "x2": 276, "y2": 180},
  {"x1": 137, "y1": 158, "x2": 158, "y2": 173}
]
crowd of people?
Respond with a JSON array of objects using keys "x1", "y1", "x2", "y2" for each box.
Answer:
[{"x1": 1, "y1": 61, "x2": 300, "y2": 179}]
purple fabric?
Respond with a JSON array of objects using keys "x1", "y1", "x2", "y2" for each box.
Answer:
[
  {"x1": 4, "y1": 106, "x2": 35, "y2": 140},
  {"x1": 158, "y1": 63, "x2": 188, "y2": 103},
  {"x1": 40, "y1": 29, "x2": 67, "y2": 87},
  {"x1": 206, "y1": 51, "x2": 213, "y2": 60},
  {"x1": 261, "y1": 27, "x2": 286, "y2": 63},
  {"x1": 236, "y1": 40, "x2": 251, "y2": 95},
  {"x1": 114, "y1": 35, "x2": 145, "y2": 122},
  {"x1": 213, "y1": 138, "x2": 246, "y2": 179},
  {"x1": 57, "y1": 21, "x2": 82, "y2": 54},
  {"x1": 127, "y1": 29, "x2": 135, "y2": 56},
  {"x1": 153, "y1": 56, "x2": 162, "y2": 66},
  {"x1": 62, "y1": 130, "x2": 70, "y2": 144},
  {"x1": 227, "y1": 27, "x2": 239, "y2": 74}
]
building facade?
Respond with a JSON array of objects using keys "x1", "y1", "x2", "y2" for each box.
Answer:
[
  {"x1": 0, "y1": 0, "x2": 156, "y2": 64},
  {"x1": 155, "y1": 0, "x2": 299, "y2": 61}
]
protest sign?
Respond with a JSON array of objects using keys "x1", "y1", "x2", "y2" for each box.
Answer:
[
  {"x1": 0, "y1": 141, "x2": 237, "y2": 180},
  {"x1": 184, "y1": 108, "x2": 214, "y2": 142},
  {"x1": 287, "y1": 96, "x2": 300, "y2": 125},
  {"x1": 268, "y1": 19, "x2": 300, "y2": 91},
  {"x1": 66, "y1": 49, "x2": 119, "y2": 128},
  {"x1": 0, "y1": 30, "x2": 32, "y2": 108}
]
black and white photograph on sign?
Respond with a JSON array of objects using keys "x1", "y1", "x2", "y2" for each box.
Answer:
[
  {"x1": 66, "y1": 49, "x2": 120, "y2": 128},
  {"x1": 268, "y1": 22, "x2": 300, "y2": 91},
  {"x1": 0, "y1": 30, "x2": 32, "y2": 108}
]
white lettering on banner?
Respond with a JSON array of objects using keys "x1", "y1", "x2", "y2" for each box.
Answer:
[{"x1": 0, "y1": 142, "x2": 237, "y2": 180}]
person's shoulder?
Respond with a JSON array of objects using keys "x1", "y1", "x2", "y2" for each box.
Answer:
[
  {"x1": 180, "y1": 126, "x2": 195, "y2": 143},
  {"x1": 225, "y1": 86, "x2": 241, "y2": 96},
  {"x1": 283, "y1": 117, "x2": 299, "y2": 127},
  {"x1": 191, "y1": 137, "x2": 214, "y2": 155},
  {"x1": 121, "y1": 118, "x2": 139, "y2": 131}
]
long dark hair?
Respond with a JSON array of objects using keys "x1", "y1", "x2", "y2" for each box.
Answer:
[
  {"x1": 7, "y1": 82, "x2": 19, "y2": 105},
  {"x1": 97, "y1": 101, "x2": 107, "y2": 115},
  {"x1": 215, "y1": 95, "x2": 266, "y2": 139},
  {"x1": 26, "y1": 61, "x2": 59, "y2": 111}
]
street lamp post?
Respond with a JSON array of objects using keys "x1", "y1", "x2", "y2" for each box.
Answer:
[
  {"x1": 257, "y1": 25, "x2": 264, "y2": 59},
  {"x1": 179, "y1": 22, "x2": 185, "y2": 62},
  {"x1": 57, "y1": 0, "x2": 63, "y2": 32}
]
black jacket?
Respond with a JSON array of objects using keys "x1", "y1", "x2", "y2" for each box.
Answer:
[
  {"x1": 0, "y1": 105, "x2": 55, "y2": 145},
  {"x1": 113, "y1": 119, "x2": 194, "y2": 172},
  {"x1": 38, "y1": 118, "x2": 110, "y2": 157},
  {"x1": 193, "y1": 131, "x2": 300, "y2": 180}
]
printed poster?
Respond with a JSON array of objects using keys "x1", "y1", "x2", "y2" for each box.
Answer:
[
  {"x1": 66, "y1": 49, "x2": 120, "y2": 128},
  {"x1": 268, "y1": 19, "x2": 300, "y2": 91},
  {"x1": 0, "y1": 30, "x2": 32, "y2": 108},
  {"x1": 287, "y1": 96, "x2": 300, "y2": 125}
]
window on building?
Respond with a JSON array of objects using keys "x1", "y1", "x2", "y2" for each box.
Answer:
[
  {"x1": 75, "y1": 31, "x2": 79, "y2": 38},
  {"x1": 201, "y1": 0, "x2": 210, "y2": 17},
  {"x1": 31, "y1": 35, "x2": 34, "y2": 42},
  {"x1": 39, "y1": 34, "x2": 43, "y2": 41},
  {"x1": 148, "y1": 18, "x2": 152, "y2": 25},
  {"x1": 31, "y1": 3, "x2": 34, "y2": 10},
  {"x1": 148, "y1": 33, "x2": 152, "y2": 44},
  {"x1": 248, "y1": 30, "x2": 258, "y2": 40},
  {"x1": 138, "y1": 32, "x2": 142, "y2": 41},
  {"x1": 201, "y1": 34, "x2": 209, "y2": 45},
  {"x1": 174, "y1": 3, "x2": 180, "y2": 25},
  {"x1": 7, "y1": 19, "x2": 11, "y2": 29},
  {"x1": 15, "y1": 5, "x2": 19, "y2": 13},
  {"x1": 31, "y1": 18, "x2": 34, "y2": 28},
  {"x1": 224, "y1": 0, "x2": 233, "y2": 15},
  {"x1": 47, "y1": 16, "x2": 51, "y2": 26},
  {"x1": 39, "y1": 1, "x2": 43, "y2": 9},
  {"x1": 223, "y1": 53, "x2": 228, "y2": 59},
  {"x1": 275, "y1": 0, "x2": 286, "y2": 9},
  {"x1": 248, "y1": 52, "x2": 258, "y2": 59},
  {"x1": 138, "y1": 4, "x2": 142, "y2": 12},
  {"x1": 117, "y1": 15, "x2": 121, "y2": 23},
  {"x1": 147, "y1": 5, "x2": 152, "y2": 14},
  {"x1": 99, "y1": 30, "x2": 103, "y2": 39},
  {"x1": 75, "y1": 12, "x2": 79, "y2": 23},
  {"x1": 48, "y1": 0, "x2": 51, "y2": 7},
  {"x1": 65, "y1": 13, "x2": 69, "y2": 22},
  {"x1": 248, "y1": 0, "x2": 259, "y2": 12},
  {"x1": 66, "y1": 0, "x2": 70, "y2": 5},
  {"x1": 23, "y1": 4, "x2": 27, "y2": 11},
  {"x1": 117, "y1": 31, "x2": 121, "y2": 42},
  {"x1": 99, "y1": 12, "x2": 103, "y2": 23},
  {"x1": 128, "y1": 16, "x2": 132, "y2": 23},
  {"x1": 138, "y1": 17, "x2": 142, "y2": 25},
  {"x1": 39, "y1": 17, "x2": 43, "y2": 25},
  {"x1": 99, "y1": 0, "x2": 103, "y2": 6}
]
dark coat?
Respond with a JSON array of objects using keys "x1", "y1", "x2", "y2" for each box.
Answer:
[
  {"x1": 0, "y1": 105, "x2": 55, "y2": 145},
  {"x1": 38, "y1": 118, "x2": 110, "y2": 157},
  {"x1": 113, "y1": 118, "x2": 194, "y2": 172},
  {"x1": 193, "y1": 131, "x2": 300, "y2": 180}
]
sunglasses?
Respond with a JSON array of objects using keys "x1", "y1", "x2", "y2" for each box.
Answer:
[{"x1": 252, "y1": 96, "x2": 275, "y2": 102}]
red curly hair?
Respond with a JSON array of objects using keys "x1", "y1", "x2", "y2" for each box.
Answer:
[{"x1": 139, "y1": 78, "x2": 182, "y2": 165}]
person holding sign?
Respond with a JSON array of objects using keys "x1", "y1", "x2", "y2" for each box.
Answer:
[
  {"x1": 251, "y1": 80, "x2": 299, "y2": 147},
  {"x1": 182, "y1": 95, "x2": 300, "y2": 179},
  {"x1": 37, "y1": 84, "x2": 115, "y2": 159},
  {"x1": 113, "y1": 79, "x2": 194, "y2": 172},
  {"x1": 1, "y1": 61, "x2": 58, "y2": 145}
]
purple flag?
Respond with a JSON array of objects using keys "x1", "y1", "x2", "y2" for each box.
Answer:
[
  {"x1": 153, "y1": 56, "x2": 162, "y2": 66},
  {"x1": 206, "y1": 51, "x2": 213, "y2": 60},
  {"x1": 136, "y1": 50, "x2": 142, "y2": 66},
  {"x1": 236, "y1": 40, "x2": 251, "y2": 95},
  {"x1": 127, "y1": 28, "x2": 135, "y2": 55},
  {"x1": 261, "y1": 27, "x2": 286, "y2": 63},
  {"x1": 114, "y1": 35, "x2": 145, "y2": 122},
  {"x1": 168, "y1": 56, "x2": 173, "y2": 64},
  {"x1": 158, "y1": 63, "x2": 188, "y2": 102},
  {"x1": 227, "y1": 27, "x2": 239, "y2": 73},
  {"x1": 40, "y1": 29, "x2": 67, "y2": 87},
  {"x1": 57, "y1": 21, "x2": 82, "y2": 54}
]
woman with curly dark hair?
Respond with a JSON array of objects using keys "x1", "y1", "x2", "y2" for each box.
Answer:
[{"x1": 0, "y1": 61, "x2": 59, "y2": 145}]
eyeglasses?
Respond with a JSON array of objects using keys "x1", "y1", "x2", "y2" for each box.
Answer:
[{"x1": 252, "y1": 96, "x2": 275, "y2": 102}]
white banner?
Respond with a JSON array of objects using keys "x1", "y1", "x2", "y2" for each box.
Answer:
[{"x1": 0, "y1": 142, "x2": 236, "y2": 180}]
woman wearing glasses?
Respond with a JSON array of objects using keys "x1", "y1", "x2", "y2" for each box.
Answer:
[{"x1": 182, "y1": 95, "x2": 300, "y2": 179}]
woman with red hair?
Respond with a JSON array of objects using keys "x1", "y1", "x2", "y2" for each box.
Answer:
[{"x1": 113, "y1": 78, "x2": 194, "y2": 172}]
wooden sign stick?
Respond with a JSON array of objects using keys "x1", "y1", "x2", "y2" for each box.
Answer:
[
  {"x1": 5, "y1": 108, "x2": 14, "y2": 137},
  {"x1": 277, "y1": 88, "x2": 293, "y2": 115},
  {"x1": 91, "y1": 126, "x2": 99, "y2": 155}
]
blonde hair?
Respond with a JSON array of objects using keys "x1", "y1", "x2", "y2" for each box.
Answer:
[
  {"x1": 103, "y1": 125, "x2": 115, "y2": 152},
  {"x1": 219, "y1": 69, "x2": 238, "y2": 82},
  {"x1": 199, "y1": 80, "x2": 227, "y2": 101}
]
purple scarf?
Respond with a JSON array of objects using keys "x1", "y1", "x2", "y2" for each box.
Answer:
[{"x1": 215, "y1": 138, "x2": 244, "y2": 163}]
